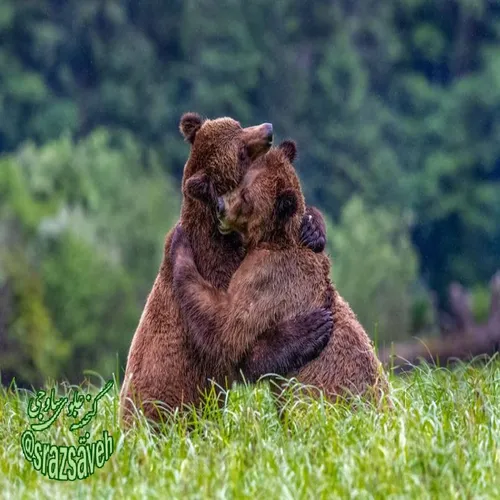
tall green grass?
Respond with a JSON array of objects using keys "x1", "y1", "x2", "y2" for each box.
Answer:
[{"x1": 2, "y1": 360, "x2": 500, "y2": 499}]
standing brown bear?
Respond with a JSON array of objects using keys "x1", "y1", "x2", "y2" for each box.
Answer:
[
  {"x1": 170, "y1": 140, "x2": 389, "y2": 404},
  {"x1": 120, "y1": 114, "x2": 333, "y2": 423}
]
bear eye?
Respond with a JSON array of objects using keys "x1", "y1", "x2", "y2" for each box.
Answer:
[
  {"x1": 239, "y1": 147, "x2": 248, "y2": 162},
  {"x1": 239, "y1": 189, "x2": 253, "y2": 216},
  {"x1": 240, "y1": 190, "x2": 249, "y2": 205}
]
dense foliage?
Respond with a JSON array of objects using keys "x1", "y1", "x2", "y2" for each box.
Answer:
[
  {"x1": 1, "y1": 0, "x2": 499, "y2": 383},
  {"x1": 0, "y1": 131, "x2": 180, "y2": 384}
]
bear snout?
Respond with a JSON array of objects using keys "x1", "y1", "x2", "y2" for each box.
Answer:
[
  {"x1": 243, "y1": 123, "x2": 274, "y2": 160},
  {"x1": 262, "y1": 123, "x2": 273, "y2": 142},
  {"x1": 216, "y1": 197, "x2": 226, "y2": 218}
]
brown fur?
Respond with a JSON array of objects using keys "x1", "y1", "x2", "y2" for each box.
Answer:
[
  {"x1": 171, "y1": 141, "x2": 390, "y2": 404},
  {"x1": 120, "y1": 115, "x2": 332, "y2": 423}
]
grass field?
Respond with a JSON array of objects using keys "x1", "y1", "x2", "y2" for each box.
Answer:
[{"x1": 1, "y1": 360, "x2": 500, "y2": 499}]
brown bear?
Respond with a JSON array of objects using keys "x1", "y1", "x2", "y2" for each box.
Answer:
[
  {"x1": 169, "y1": 140, "x2": 389, "y2": 404},
  {"x1": 120, "y1": 114, "x2": 333, "y2": 423}
]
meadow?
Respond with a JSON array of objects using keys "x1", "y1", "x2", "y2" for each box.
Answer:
[{"x1": 1, "y1": 360, "x2": 500, "y2": 499}]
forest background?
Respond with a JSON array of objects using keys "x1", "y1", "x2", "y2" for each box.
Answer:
[{"x1": 1, "y1": 0, "x2": 499, "y2": 385}]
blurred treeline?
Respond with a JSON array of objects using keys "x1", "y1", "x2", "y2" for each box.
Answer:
[{"x1": 1, "y1": 0, "x2": 499, "y2": 385}]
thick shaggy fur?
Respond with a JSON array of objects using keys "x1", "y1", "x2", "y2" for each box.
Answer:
[
  {"x1": 120, "y1": 115, "x2": 332, "y2": 423},
  {"x1": 171, "y1": 142, "x2": 389, "y2": 404}
]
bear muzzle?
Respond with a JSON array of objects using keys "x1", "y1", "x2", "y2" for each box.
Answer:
[{"x1": 242, "y1": 123, "x2": 273, "y2": 160}]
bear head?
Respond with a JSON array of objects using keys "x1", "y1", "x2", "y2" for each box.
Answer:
[
  {"x1": 180, "y1": 113, "x2": 273, "y2": 205},
  {"x1": 215, "y1": 140, "x2": 306, "y2": 249}
]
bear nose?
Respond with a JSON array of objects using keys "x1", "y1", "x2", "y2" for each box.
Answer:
[
  {"x1": 263, "y1": 123, "x2": 273, "y2": 142},
  {"x1": 216, "y1": 197, "x2": 225, "y2": 218}
]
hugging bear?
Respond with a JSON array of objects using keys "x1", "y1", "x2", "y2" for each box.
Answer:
[
  {"x1": 170, "y1": 140, "x2": 389, "y2": 404},
  {"x1": 120, "y1": 114, "x2": 333, "y2": 423}
]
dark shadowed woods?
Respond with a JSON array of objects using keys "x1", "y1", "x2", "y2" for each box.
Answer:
[{"x1": 381, "y1": 272, "x2": 500, "y2": 371}]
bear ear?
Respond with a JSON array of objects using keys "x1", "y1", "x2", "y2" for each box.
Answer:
[
  {"x1": 275, "y1": 188, "x2": 298, "y2": 222},
  {"x1": 278, "y1": 140, "x2": 297, "y2": 163},
  {"x1": 184, "y1": 172, "x2": 215, "y2": 205},
  {"x1": 180, "y1": 112, "x2": 204, "y2": 144}
]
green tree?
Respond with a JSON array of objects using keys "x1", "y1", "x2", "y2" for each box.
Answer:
[
  {"x1": 0, "y1": 131, "x2": 180, "y2": 384},
  {"x1": 329, "y1": 196, "x2": 419, "y2": 343}
]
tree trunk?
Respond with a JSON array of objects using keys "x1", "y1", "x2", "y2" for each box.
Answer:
[{"x1": 380, "y1": 271, "x2": 500, "y2": 372}]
